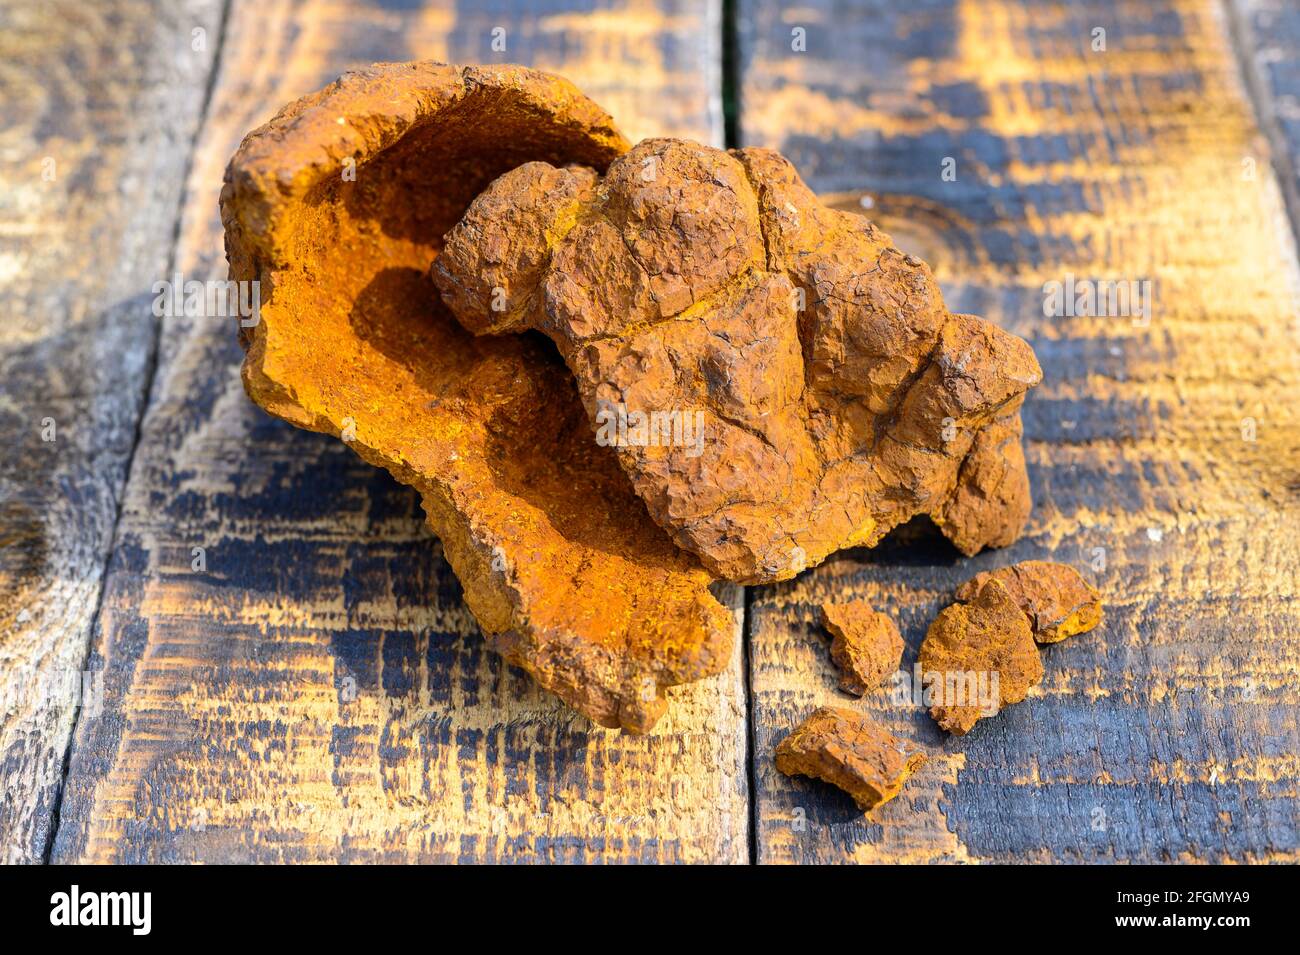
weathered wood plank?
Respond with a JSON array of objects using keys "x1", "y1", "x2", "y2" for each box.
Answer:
[
  {"x1": 1230, "y1": 0, "x2": 1300, "y2": 242},
  {"x1": 0, "y1": 0, "x2": 224, "y2": 863},
  {"x1": 52, "y1": 0, "x2": 749, "y2": 863},
  {"x1": 739, "y1": 0, "x2": 1300, "y2": 863}
]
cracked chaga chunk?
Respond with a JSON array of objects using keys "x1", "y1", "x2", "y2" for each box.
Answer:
[
  {"x1": 222, "y1": 62, "x2": 734, "y2": 733},
  {"x1": 918, "y1": 579, "x2": 1043, "y2": 735},
  {"x1": 955, "y1": 561, "x2": 1103, "y2": 644},
  {"x1": 433, "y1": 139, "x2": 1043, "y2": 584},
  {"x1": 819, "y1": 600, "x2": 904, "y2": 696},
  {"x1": 775, "y1": 706, "x2": 927, "y2": 812}
]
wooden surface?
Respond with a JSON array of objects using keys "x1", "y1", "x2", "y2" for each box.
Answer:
[
  {"x1": 0, "y1": 0, "x2": 224, "y2": 864},
  {"x1": 3, "y1": 0, "x2": 1297, "y2": 863},
  {"x1": 1232, "y1": 0, "x2": 1300, "y2": 240},
  {"x1": 739, "y1": 0, "x2": 1300, "y2": 863}
]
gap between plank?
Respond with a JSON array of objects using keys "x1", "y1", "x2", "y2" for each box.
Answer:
[
  {"x1": 740, "y1": 585, "x2": 760, "y2": 865},
  {"x1": 722, "y1": 0, "x2": 741, "y2": 149},
  {"x1": 719, "y1": 0, "x2": 758, "y2": 865}
]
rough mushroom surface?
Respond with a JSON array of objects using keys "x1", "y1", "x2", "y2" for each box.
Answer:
[
  {"x1": 774, "y1": 706, "x2": 928, "y2": 811},
  {"x1": 433, "y1": 139, "x2": 1043, "y2": 583},
  {"x1": 819, "y1": 600, "x2": 904, "y2": 696},
  {"x1": 917, "y1": 578, "x2": 1043, "y2": 735},
  {"x1": 955, "y1": 560, "x2": 1103, "y2": 644}
]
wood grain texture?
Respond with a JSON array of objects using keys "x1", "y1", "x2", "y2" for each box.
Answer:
[
  {"x1": 0, "y1": 0, "x2": 223, "y2": 863},
  {"x1": 1230, "y1": 0, "x2": 1300, "y2": 244},
  {"x1": 738, "y1": 0, "x2": 1300, "y2": 863},
  {"x1": 51, "y1": 0, "x2": 750, "y2": 863}
]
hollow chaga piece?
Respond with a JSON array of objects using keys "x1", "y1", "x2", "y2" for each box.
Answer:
[
  {"x1": 918, "y1": 579, "x2": 1042, "y2": 735},
  {"x1": 955, "y1": 561, "x2": 1103, "y2": 644},
  {"x1": 774, "y1": 707, "x2": 927, "y2": 812},
  {"x1": 819, "y1": 600, "x2": 904, "y2": 696},
  {"x1": 433, "y1": 140, "x2": 1043, "y2": 583},
  {"x1": 221, "y1": 62, "x2": 735, "y2": 733}
]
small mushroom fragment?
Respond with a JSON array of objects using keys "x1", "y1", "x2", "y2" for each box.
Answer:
[
  {"x1": 955, "y1": 560, "x2": 1103, "y2": 644},
  {"x1": 819, "y1": 600, "x2": 904, "y2": 696},
  {"x1": 918, "y1": 579, "x2": 1043, "y2": 735},
  {"x1": 775, "y1": 706, "x2": 927, "y2": 812}
]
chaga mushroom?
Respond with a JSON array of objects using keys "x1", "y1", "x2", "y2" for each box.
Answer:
[
  {"x1": 222, "y1": 63, "x2": 734, "y2": 733},
  {"x1": 918, "y1": 579, "x2": 1042, "y2": 735},
  {"x1": 433, "y1": 139, "x2": 1043, "y2": 583},
  {"x1": 956, "y1": 561, "x2": 1103, "y2": 644},
  {"x1": 819, "y1": 600, "x2": 904, "y2": 696},
  {"x1": 775, "y1": 706, "x2": 927, "y2": 812}
]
